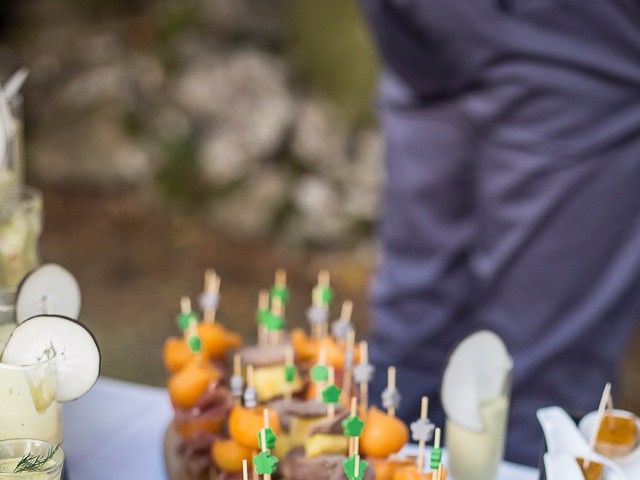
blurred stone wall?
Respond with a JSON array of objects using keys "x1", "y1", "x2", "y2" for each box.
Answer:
[{"x1": 0, "y1": 0, "x2": 380, "y2": 249}]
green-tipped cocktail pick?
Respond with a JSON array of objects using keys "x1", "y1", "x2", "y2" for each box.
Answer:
[
  {"x1": 176, "y1": 311, "x2": 198, "y2": 332},
  {"x1": 319, "y1": 285, "x2": 334, "y2": 306},
  {"x1": 284, "y1": 364, "x2": 297, "y2": 383},
  {"x1": 270, "y1": 285, "x2": 289, "y2": 304},
  {"x1": 264, "y1": 311, "x2": 284, "y2": 332},
  {"x1": 430, "y1": 447, "x2": 442, "y2": 469},
  {"x1": 342, "y1": 415, "x2": 365, "y2": 438},
  {"x1": 343, "y1": 454, "x2": 367, "y2": 480},
  {"x1": 253, "y1": 451, "x2": 278, "y2": 475},
  {"x1": 258, "y1": 428, "x2": 277, "y2": 450},
  {"x1": 311, "y1": 364, "x2": 329, "y2": 382},
  {"x1": 322, "y1": 384, "x2": 342, "y2": 404},
  {"x1": 187, "y1": 334, "x2": 202, "y2": 354}
]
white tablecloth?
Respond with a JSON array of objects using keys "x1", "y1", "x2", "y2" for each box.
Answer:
[{"x1": 63, "y1": 378, "x2": 539, "y2": 480}]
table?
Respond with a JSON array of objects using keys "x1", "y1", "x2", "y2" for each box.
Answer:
[{"x1": 63, "y1": 378, "x2": 539, "y2": 480}]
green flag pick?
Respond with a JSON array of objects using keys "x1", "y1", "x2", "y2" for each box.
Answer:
[
  {"x1": 284, "y1": 364, "x2": 297, "y2": 383},
  {"x1": 430, "y1": 447, "x2": 442, "y2": 470},
  {"x1": 187, "y1": 334, "x2": 202, "y2": 354},
  {"x1": 319, "y1": 286, "x2": 334, "y2": 306},
  {"x1": 322, "y1": 384, "x2": 342, "y2": 404},
  {"x1": 342, "y1": 415, "x2": 365, "y2": 438},
  {"x1": 176, "y1": 311, "x2": 198, "y2": 332},
  {"x1": 270, "y1": 285, "x2": 290, "y2": 304},
  {"x1": 253, "y1": 451, "x2": 278, "y2": 475},
  {"x1": 258, "y1": 428, "x2": 277, "y2": 450},
  {"x1": 310, "y1": 364, "x2": 329, "y2": 382},
  {"x1": 256, "y1": 308, "x2": 270, "y2": 325},
  {"x1": 264, "y1": 312, "x2": 284, "y2": 332},
  {"x1": 343, "y1": 454, "x2": 367, "y2": 480}
]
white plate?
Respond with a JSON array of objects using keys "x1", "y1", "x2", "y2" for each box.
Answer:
[{"x1": 544, "y1": 452, "x2": 624, "y2": 480}]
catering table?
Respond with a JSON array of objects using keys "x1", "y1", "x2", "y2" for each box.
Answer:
[{"x1": 63, "y1": 378, "x2": 539, "y2": 480}]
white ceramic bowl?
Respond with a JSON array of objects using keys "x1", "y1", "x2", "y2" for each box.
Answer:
[{"x1": 579, "y1": 409, "x2": 640, "y2": 466}]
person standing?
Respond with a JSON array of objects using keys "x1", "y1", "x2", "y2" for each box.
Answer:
[{"x1": 361, "y1": 0, "x2": 640, "y2": 465}]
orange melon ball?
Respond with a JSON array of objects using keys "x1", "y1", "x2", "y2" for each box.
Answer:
[
  {"x1": 212, "y1": 438, "x2": 253, "y2": 473},
  {"x1": 198, "y1": 322, "x2": 243, "y2": 359},
  {"x1": 163, "y1": 337, "x2": 193, "y2": 373},
  {"x1": 371, "y1": 457, "x2": 415, "y2": 480},
  {"x1": 176, "y1": 415, "x2": 226, "y2": 439},
  {"x1": 361, "y1": 407, "x2": 409, "y2": 458},
  {"x1": 393, "y1": 465, "x2": 448, "y2": 480},
  {"x1": 292, "y1": 329, "x2": 318, "y2": 362},
  {"x1": 228, "y1": 405, "x2": 281, "y2": 450},
  {"x1": 168, "y1": 359, "x2": 221, "y2": 409}
]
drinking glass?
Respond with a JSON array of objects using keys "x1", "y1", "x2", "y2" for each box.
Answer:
[
  {"x1": 446, "y1": 365, "x2": 512, "y2": 480},
  {"x1": 0, "y1": 285, "x2": 15, "y2": 356},
  {"x1": 0, "y1": 355, "x2": 62, "y2": 444},
  {"x1": 0, "y1": 439, "x2": 64, "y2": 480},
  {"x1": 0, "y1": 187, "x2": 43, "y2": 288}
]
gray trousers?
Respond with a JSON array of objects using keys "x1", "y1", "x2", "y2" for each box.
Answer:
[{"x1": 362, "y1": 0, "x2": 640, "y2": 465}]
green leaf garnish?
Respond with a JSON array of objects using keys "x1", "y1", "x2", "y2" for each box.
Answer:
[{"x1": 13, "y1": 443, "x2": 60, "y2": 473}]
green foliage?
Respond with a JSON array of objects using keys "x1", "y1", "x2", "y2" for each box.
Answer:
[
  {"x1": 154, "y1": 0, "x2": 200, "y2": 45},
  {"x1": 284, "y1": 0, "x2": 378, "y2": 128},
  {"x1": 121, "y1": 110, "x2": 145, "y2": 139},
  {"x1": 155, "y1": 133, "x2": 210, "y2": 210}
]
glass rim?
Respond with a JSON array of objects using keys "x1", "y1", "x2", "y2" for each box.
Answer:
[
  {"x1": 0, "y1": 438, "x2": 64, "y2": 476},
  {"x1": 0, "y1": 351, "x2": 56, "y2": 371}
]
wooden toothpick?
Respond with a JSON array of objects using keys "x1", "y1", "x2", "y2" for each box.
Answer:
[
  {"x1": 180, "y1": 295, "x2": 191, "y2": 315},
  {"x1": 417, "y1": 396, "x2": 429, "y2": 472},
  {"x1": 341, "y1": 329, "x2": 355, "y2": 405},
  {"x1": 270, "y1": 297, "x2": 283, "y2": 345},
  {"x1": 341, "y1": 300, "x2": 353, "y2": 323},
  {"x1": 359, "y1": 341, "x2": 369, "y2": 410},
  {"x1": 203, "y1": 269, "x2": 220, "y2": 323},
  {"x1": 584, "y1": 382, "x2": 612, "y2": 469},
  {"x1": 275, "y1": 269, "x2": 287, "y2": 288},
  {"x1": 387, "y1": 366, "x2": 397, "y2": 417},
  {"x1": 232, "y1": 353, "x2": 242, "y2": 405},
  {"x1": 316, "y1": 346, "x2": 327, "y2": 402},
  {"x1": 242, "y1": 459, "x2": 249, "y2": 480},
  {"x1": 247, "y1": 364, "x2": 255, "y2": 390},
  {"x1": 261, "y1": 409, "x2": 272, "y2": 480},
  {"x1": 348, "y1": 396, "x2": 358, "y2": 456}
]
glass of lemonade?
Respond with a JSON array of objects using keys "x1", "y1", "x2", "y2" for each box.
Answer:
[
  {"x1": 0, "y1": 439, "x2": 63, "y2": 480},
  {"x1": 0, "y1": 187, "x2": 43, "y2": 288},
  {"x1": 0, "y1": 354, "x2": 61, "y2": 445},
  {"x1": 446, "y1": 366, "x2": 512, "y2": 480},
  {"x1": 0, "y1": 286, "x2": 16, "y2": 354}
]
